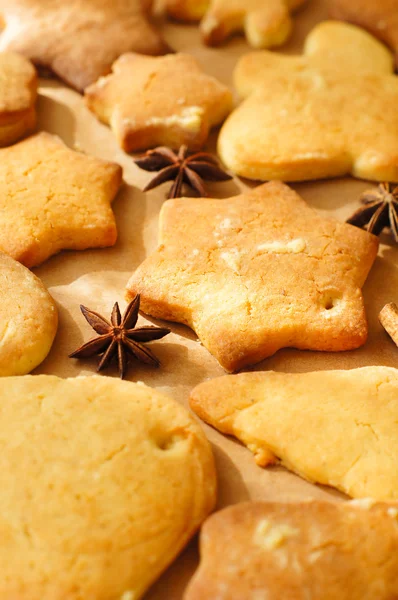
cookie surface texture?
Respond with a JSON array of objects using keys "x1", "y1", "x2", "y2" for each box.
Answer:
[
  {"x1": 166, "y1": 0, "x2": 308, "y2": 48},
  {"x1": 0, "y1": 132, "x2": 122, "y2": 267},
  {"x1": 85, "y1": 53, "x2": 233, "y2": 152},
  {"x1": 126, "y1": 181, "x2": 378, "y2": 372},
  {"x1": 0, "y1": 252, "x2": 58, "y2": 376},
  {"x1": 0, "y1": 375, "x2": 216, "y2": 599},
  {"x1": 219, "y1": 21, "x2": 398, "y2": 182},
  {"x1": 185, "y1": 500, "x2": 398, "y2": 600},
  {"x1": 190, "y1": 366, "x2": 398, "y2": 499},
  {"x1": 0, "y1": 0, "x2": 169, "y2": 91},
  {"x1": 0, "y1": 51, "x2": 37, "y2": 146}
]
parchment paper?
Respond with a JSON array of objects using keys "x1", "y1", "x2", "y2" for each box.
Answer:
[{"x1": 32, "y1": 0, "x2": 398, "y2": 597}]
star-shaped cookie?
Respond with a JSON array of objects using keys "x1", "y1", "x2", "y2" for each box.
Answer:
[
  {"x1": 85, "y1": 53, "x2": 233, "y2": 152},
  {"x1": 219, "y1": 21, "x2": 398, "y2": 182},
  {"x1": 0, "y1": 132, "x2": 122, "y2": 268},
  {"x1": 126, "y1": 181, "x2": 378, "y2": 372},
  {"x1": 0, "y1": 51, "x2": 37, "y2": 147},
  {"x1": 165, "y1": 0, "x2": 308, "y2": 48},
  {"x1": 330, "y1": 0, "x2": 398, "y2": 68},
  {"x1": 0, "y1": 0, "x2": 170, "y2": 91}
]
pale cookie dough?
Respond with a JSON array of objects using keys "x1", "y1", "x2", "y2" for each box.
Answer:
[
  {"x1": 0, "y1": 51, "x2": 37, "y2": 147},
  {"x1": 0, "y1": 375, "x2": 216, "y2": 600},
  {"x1": 85, "y1": 53, "x2": 233, "y2": 152},
  {"x1": 0, "y1": 0, "x2": 170, "y2": 91},
  {"x1": 219, "y1": 21, "x2": 398, "y2": 182},
  {"x1": 126, "y1": 181, "x2": 378, "y2": 372},
  {"x1": 0, "y1": 132, "x2": 122, "y2": 268},
  {"x1": 165, "y1": 0, "x2": 308, "y2": 48},
  {"x1": 190, "y1": 367, "x2": 398, "y2": 499},
  {"x1": 185, "y1": 500, "x2": 398, "y2": 600},
  {"x1": 0, "y1": 252, "x2": 57, "y2": 376}
]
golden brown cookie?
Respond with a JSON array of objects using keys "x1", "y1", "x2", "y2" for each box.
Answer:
[
  {"x1": 166, "y1": 0, "x2": 308, "y2": 48},
  {"x1": 0, "y1": 132, "x2": 122, "y2": 268},
  {"x1": 85, "y1": 53, "x2": 233, "y2": 152},
  {"x1": 330, "y1": 0, "x2": 398, "y2": 67},
  {"x1": 0, "y1": 0, "x2": 170, "y2": 91},
  {"x1": 185, "y1": 500, "x2": 398, "y2": 600},
  {"x1": 0, "y1": 375, "x2": 216, "y2": 600},
  {"x1": 0, "y1": 252, "x2": 57, "y2": 376},
  {"x1": 190, "y1": 367, "x2": 398, "y2": 500},
  {"x1": 219, "y1": 21, "x2": 398, "y2": 182},
  {"x1": 0, "y1": 51, "x2": 37, "y2": 147},
  {"x1": 126, "y1": 181, "x2": 378, "y2": 372}
]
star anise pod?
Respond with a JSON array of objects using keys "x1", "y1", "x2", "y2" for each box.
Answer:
[
  {"x1": 69, "y1": 295, "x2": 170, "y2": 379},
  {"x1": 134, "y1": 144, "x2": 232, "y2": 199},
  {"x1": 347, "y1": 182, "x2": 398, "y2": 242}
]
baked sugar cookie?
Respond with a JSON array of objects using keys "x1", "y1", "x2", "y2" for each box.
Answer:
[
  {"x1": 85, "y1": 53, "x2": 233, "y2": 152},
  {"x1": 0, "y1": 51, "x2": 37, "y2": 146},
  {"x1": 0, "y1": 0, "x2": 170, "y2": 91},
  {"x1": 166, "y1": 0, "x2": 308, "y2": 48},
  {"x1": 219, "y1": 21, "x2": 398, "y2": 182},
  {"x1": 190, "y1": 367, "x2": 398, "y2": 499},
  {"x1": 126, "y1": 182, "x2": 378, "y2": 372},
  {"x1": 0, "y1": 132, "x2": 122, "y2": 267},
  {"x1": 0, "y1": 252, "x2": 57, "y2": 376},
  {"x1": 0, "y1": 375, "x2": 216, "y2": 600},
  {"x1": 186, "y1": 500, "x2": 398, "y2": 600}
]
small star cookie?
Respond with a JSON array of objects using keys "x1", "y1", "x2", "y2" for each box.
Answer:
[
  {"x1": 0, "y1": 252, "x2": 58, "y2": 376},
  {"x1": 165, "y1": 0, "x2": 308, "y2": 48},
  {"x1": 0, "y1": 0, "x2": 170, "y2": 91},
  {"x1": 219, "y1": 21, "x2": 398, "y2": 182},
  {"x1": 190, "y1": 366, "x2": 398, "y2": 499},
  {"x1": 0, "y1": 51, "x2": 37, "y2": 147},
  {"x1": 0, "y1": 132, "x2": 122, "y2": 268},
  {"x1": 85, "y1": 53, "x2": 233, "y2": 152},
  {"x1": 126, "y1": 181, "x2": 378, "y2": 372}
]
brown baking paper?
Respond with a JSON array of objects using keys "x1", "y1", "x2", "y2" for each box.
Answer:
[{"x1": 31, "y1": 0, "x2": 398, "y2": 597}]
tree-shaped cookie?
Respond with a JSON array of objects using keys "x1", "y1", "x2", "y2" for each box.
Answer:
[
  {"x1": 126, "y1": 181, "x2": 378, "y2": 372},
  {"x1": 218, "y1": 21, "x2": 398, "y2": 182},
  {"x1": 165, "y1": 0, "x2": 308, "y2": 48},
  {"x1": 0, "y1": 133, "x2": 122, "y2": 267},
  {"x1": 0, "y1": 0, "x2": 170, "y2": 91},
  {"x1": 85, "y1": 53, "x2": 233, "y2": 152}
]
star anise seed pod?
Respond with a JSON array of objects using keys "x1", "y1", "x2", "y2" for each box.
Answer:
[
  {"x1": 347, "y1": 182, "x2": 398, "y2": 242},
  {"x1": 69, "y1": 294, "x2": 170, "y2": 379},
  {"x1": 134, "y1": 144, "x2": 232, "y2": 199}
]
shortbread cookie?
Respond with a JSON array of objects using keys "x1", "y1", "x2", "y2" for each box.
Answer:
[
  {"x1": 0, "y1": 51, "x2": 37, "y2": 146},
  {"x1": 379, "y1": 302, "x2": 398, "y2": 346},
  {"x1": 330, "y1": 0, "x2": 398, "y2": 67},
  {"x1": 0, "y1": 132, "x2": 122, "y2": 267},
  {"x1": 0, "y1": 375, "x2": 216, "y2": 600},
  {"x1": 219, "y1": 21, "x2": 398, "y2": 182},
  {"x1": 190, "y1": 367, "x2": 398, "y2": 499},
  {"x1": 126, "y1": 182, "x2": 378, "y2": 372},
  {"x1": 0, "y1": 252, "x2": 57, "y2": 376},
  {"x1": 185, "y1": 500, "x2": 398, "y2": 600},
  {"x1": 85, "y1": 53, "x2": 233, "y2": 152},
  {"x1": 0, "y1": 0, "x2": 170, "y2": 92},
  {"x1": 166, "y1": 0, "x2": 308, "y2": 48}
]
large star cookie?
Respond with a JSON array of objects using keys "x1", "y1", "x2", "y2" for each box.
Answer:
[
  {"x1": 126, "y1": 181, "x2": 378, "y2": 372},
  {"x1": 0, "y1": 252, "x2": 58, "y2": 376},
  {"x1": 165, "y1": 0, "x2": 308, "y2": 48},
  {"x1": 0, "y1": 375, "x2": 215, "y2": 599},
  {"x1": 85, "y1": 53, "x2": 233, "y2": 152},
  {"x1": 0, "y1": 132, "x2": 122, "y2": 267},
  {"x1": 0, "y1": 52, "x2": 37, "y2": 147},
  {"x1": 218, "y1": 21, "x2": 398, "y2": 182},
  {"x1": 186, "y1": 501, "x2": 398, "y2": 600},
  {"x1": 0, "y1": 0, "x2": 170, "y2": 91},
  {"x1": 190, "y1": 367, "x2": 398, "y2": 499},
  {"x1": 330, "y1": 0, "x2": 398, "y2": 68}
]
